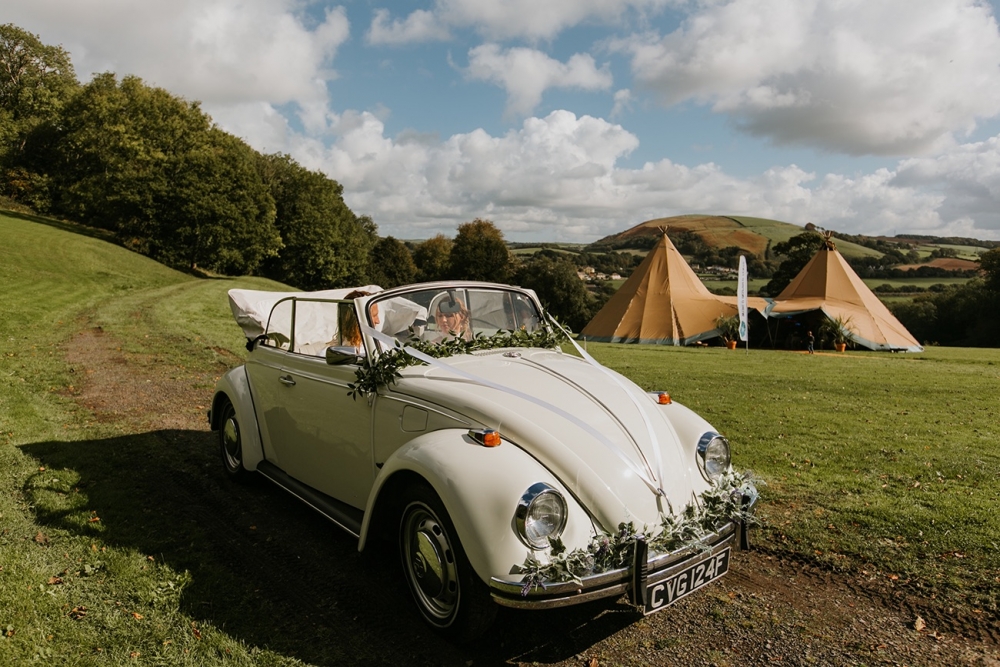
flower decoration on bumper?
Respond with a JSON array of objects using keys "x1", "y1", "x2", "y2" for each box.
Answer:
[{"x1": 514, "y1": 469, "x2": 761, "y2": 594}]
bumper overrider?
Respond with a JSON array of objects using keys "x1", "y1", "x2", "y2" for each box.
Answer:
[{"x1": 490, "y1": 488, "x2": 758, "y2": 612}]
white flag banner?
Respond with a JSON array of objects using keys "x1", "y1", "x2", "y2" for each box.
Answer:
[{"x1": 737, "y1": 256, "x2": 748, "y2": 342}]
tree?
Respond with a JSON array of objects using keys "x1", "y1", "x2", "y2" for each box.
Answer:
[
  {"x1": 51, "y1": 73, "x2": 281, "y2": 274},
  {"x1": 413, "y1": 234, "x2": 453, "y2": 282},
  {"x1": 257, "y1": 153, "x2": 376, "y2": 289},
  {"x1": 0, "y1": 23, "x2": 79, "y2": 208},
  {"x1": 761, "y1": 232, "x2": 826, "y2": 296},
  {"x1": 513, "y1": 255, "x2": 593, "y2": 331},
  {"x1": 369, "y1": 236, "x2": 417, "y2": 288},
  {"x1": 449, "y1": 218, "x2": 512, "y2": 282},
  {"x1": 980, "y1": 247, "x2": 1000, "y2": 292},
  {"x1": 152, "y1": 128, "x2": 279, "y2": 274}
]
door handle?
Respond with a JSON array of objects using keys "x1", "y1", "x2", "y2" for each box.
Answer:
[{"x1": 279, "y1": 375, "x2": 296, "y2": 386}]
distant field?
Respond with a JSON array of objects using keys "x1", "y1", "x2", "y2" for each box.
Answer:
[
  {"x1": 861, "y1": 276, "x2": 972, "y2": 290},
  {"x1": 510, "y1": 246, "x2": 583, "y2": 256}
]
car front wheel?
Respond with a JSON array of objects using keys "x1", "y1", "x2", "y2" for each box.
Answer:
[
  {"x1": 218, "y1": 399, "x2": 248, "y2": 481},
  {"x1": 399, "y1": 482, "x2": 496, "y2": 642}
]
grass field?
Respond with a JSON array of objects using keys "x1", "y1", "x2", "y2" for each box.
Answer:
[{"x1": 2, "y1": 211, "x2": 999, "y2": 663}]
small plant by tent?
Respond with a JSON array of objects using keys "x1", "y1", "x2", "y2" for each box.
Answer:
[
  {"x1": 819, "y1": 314, "x2": 854, "y2": 349},
  {"x1": 715, "y1": 314, "x2": 740, "y2": 345}
]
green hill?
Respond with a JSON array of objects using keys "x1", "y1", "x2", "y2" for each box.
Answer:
[{"x1": 592, "y1": 214, "x2": 882, "y2": 260}]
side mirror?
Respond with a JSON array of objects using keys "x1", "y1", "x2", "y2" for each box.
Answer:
[{"x1": 325, "y1": 345, "x2": 362, "y2": 366}]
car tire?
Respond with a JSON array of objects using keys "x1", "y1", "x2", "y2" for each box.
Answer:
[
  {"x1": 399, "y1": 482, "x2": 496, "y2": 642},
  {"x1": 218, "y1": 399, "x2": 249, "y2": 482}
]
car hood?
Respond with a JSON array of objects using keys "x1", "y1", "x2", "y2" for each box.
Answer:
[{"x1": 392, "y1": 347, "x2": 707, "y2": 533}]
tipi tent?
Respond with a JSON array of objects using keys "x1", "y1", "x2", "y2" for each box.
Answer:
[
  {"x1": 767, "y1": 240, "x2": 923, "y2": 352},
  {"x1": 580, "y1": 234, "x2": 766, "y2": 345}
]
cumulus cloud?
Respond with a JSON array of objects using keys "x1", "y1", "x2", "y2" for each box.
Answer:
[
  {"x1": 367, "y1": 8, "x2": 450, "y2": 45},
  {"x1": 369, "y1": 0, "x2": 671, "y2": 43},
  {"x1": 3, "y1": 0, "x2": 349, "y2": 107},
  {"x1": 272, "y1": 108, "x2": 999, "y2": 241},
  {"x1": 466, "y1": 44, "x2": 613, "y2": 117},
  {"x1": 619, "y1": 0, "x2": 1000, "y2": 156}
]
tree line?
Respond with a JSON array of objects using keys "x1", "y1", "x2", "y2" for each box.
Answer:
[{"x1": 0, "y1": 24, "x2": 611, "y2": 330}]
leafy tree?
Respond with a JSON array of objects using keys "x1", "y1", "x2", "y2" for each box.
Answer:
[
  {"x1": 0, "y1": 23, "x2": 78, "y2": 207},
  {"x1": 513, "y1": 255, "x2": 593, "y2": 331},
  {"x1": 980, "y1": 247, "x2": 1000, "y2": 292},
  {"x1": 413, "y1": 234, "x2": 453, "y2": 281},
  {"x1": 51, "y1": 73, "x2": 280, "y2": 273},
  {"x1": 257, "y1": 153, "x2": 377, "y2": 289},
  {"x1": 449, "y1": 218, "x2": 512, "y2": 282},
  {"x1": 369, "y1": 236, "x2": 417, "y2": 288},
  {"x1": 151, "y1": 128, "x2": 279, "y2": 273},
  {"x1": 761, "y1": 232, "x2": 826, "y2": 296}
]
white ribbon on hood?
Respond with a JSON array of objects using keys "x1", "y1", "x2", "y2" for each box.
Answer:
[{"x1": 360, "y1": 324, "x2": 664, "y2": 497}]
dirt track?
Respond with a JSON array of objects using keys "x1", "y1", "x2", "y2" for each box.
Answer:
[{"x1": 60, "y1": 326, "x2": 1000, "y2": 666}]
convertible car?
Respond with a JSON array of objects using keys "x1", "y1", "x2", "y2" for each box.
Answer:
[{"x1": 209, "y1": 281, "x2": 757, "y2": 640}]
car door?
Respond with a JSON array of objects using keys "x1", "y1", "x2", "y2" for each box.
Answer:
[{"x1": 246, "y1": 298, "x2": 374, "y2": 510}]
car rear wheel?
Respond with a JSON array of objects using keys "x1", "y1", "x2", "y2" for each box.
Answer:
[
  {"x1": 218, "y1": 399, "x2": 248, "y2": 481},
  {"x1": 399, "y1": 482, "x2": 496, "y2": 642}
]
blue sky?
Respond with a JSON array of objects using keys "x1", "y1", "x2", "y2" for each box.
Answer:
[{"x1": 7, "y1": 0, "x2": 1000, "y2": 242}]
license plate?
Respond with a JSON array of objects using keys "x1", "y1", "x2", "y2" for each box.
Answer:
[{"x1": 644, "y1": 547, "x2": 731, "y2": 614}]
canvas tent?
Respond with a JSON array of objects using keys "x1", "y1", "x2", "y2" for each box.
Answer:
[
  {"x1": 580, "y1": 234, "x2": 767, "y2": 345},
  {"x1": 767, "y1": 242, "x2": 923, "y2": 352}
]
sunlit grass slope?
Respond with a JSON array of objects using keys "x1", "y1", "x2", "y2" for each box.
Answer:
[{"x1": 0, "y1": 211, "x2": 294, "y2": 664}]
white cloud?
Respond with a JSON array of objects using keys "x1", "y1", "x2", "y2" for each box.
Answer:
[
  {"x1": 369, "y1": 0, "x2": 671, "y2": 43},
  {"x1": 367, "y1": 8, "x2": 450, "y2": 45},
  {"x1": 619, "y1": 0, "x2": 1000, "y2": 156},
  {"x1": 466, "y1": 44, "x2": 613, "y2": 117},
  {"x1": 276, "y1": 108, "x2": 1000, "y2": 241},
  {"x1": 3, "y1": 0, "x2": 349, "y2": 107},
  {"x1": 610, "y1": 89, "x2": 633, "y2": 119}
]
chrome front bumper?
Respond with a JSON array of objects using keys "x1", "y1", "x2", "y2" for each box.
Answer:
[{"x1": 489, "y1": 496, "x2": 756, "y2": 610}]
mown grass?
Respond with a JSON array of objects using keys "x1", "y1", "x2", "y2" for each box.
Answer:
[
  {"x1": 590, "y1": 343, "x2": 1000, "y2": 611},
  {"x1": 2, "y1": 210, "x2": 999, "y2": 664},
  {"x1": 0, "y1": 212, "x2": 299, "y2": 665}
]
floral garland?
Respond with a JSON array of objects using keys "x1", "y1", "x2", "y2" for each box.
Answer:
[
  {"x1": 348, "y1": 326, "x2": 568, "y2": 399},
  {"x1": 513, "y1": 469, "x2": 760, "y2": 594}
]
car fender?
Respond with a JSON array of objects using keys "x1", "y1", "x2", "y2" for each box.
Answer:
[
  {"x1": 211, "y1": 366, "x2": 265, "y2": 471},
  {"x1": 359, "y1": 429, "x2": 594, "y2": 583},
  {"x1": 654, "y1": 398, "x2": 718, "y2": 492}
]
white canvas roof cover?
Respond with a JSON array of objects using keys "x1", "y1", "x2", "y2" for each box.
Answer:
[
  {"x1": 228, "y1": 286, "x2": 382, "y2": 344},
  {"x1": 767, "y1": 246, "x2": 923, "y2": 352},
  {"x1": 580, "y1": 234, "x2": 767, "y2": 345}
]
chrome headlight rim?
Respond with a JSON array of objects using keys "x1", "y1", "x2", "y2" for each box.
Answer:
[
  {"x1": 514, "y1": 482, "x2": 568, "y2": 550},
  {"x1": 697, "y1": 432, "x2": 731, "y2": 482}
]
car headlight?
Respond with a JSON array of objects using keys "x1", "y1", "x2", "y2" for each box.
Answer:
[
  {"x1": 514, "y1": 483, "x2": 567, "y2": 550},
  {"x1": 697, "y1": 432, "x2": 731, "y2": 482}
]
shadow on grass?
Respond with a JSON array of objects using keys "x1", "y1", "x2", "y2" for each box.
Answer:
[{"x1": 21, "y1": 430, "x2": 636, "y2": 665}]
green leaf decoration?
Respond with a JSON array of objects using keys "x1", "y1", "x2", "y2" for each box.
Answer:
[{"x1": 348, "y1": 326, "x2": 568, "y2": 399}]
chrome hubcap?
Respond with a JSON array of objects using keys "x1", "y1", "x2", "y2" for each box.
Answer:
[
  {"x1": 222, "y1": 416, "x2": 241, "y2": 469},
  {"x1": 403, "y1": 504, "x2": 458, "y2": 622}
]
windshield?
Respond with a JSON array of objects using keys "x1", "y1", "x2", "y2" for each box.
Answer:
[{"x1": 369, "y1": 286, "x2": 543, "y2": 349}]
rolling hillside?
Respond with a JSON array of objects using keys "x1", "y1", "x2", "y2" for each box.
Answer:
[{"x1": 593, "y1": 214, "x2": 883, "y2": 260}]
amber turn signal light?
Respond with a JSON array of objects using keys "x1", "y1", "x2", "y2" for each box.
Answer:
[
  {"x1": 657, "y1": 392, "x2": 672, "y2": 405},
  {"x1": 469, "y1": 428, "x2": 502, "y2": 447}
]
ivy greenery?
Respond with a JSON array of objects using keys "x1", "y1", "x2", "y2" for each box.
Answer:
[
  {"x1": 514, "y1": 469, "x2": 760, "y2": 594},
  {"x1": 347, "y1": 326, "x2": 568, "y2": 399}
]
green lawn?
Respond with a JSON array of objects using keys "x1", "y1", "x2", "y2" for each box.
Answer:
[
  {"x1": 2, "y1": 211, "x2": 999, "y2": 663},
  {"x1": 588, "y1": 343, "x2": 1000, "y2": 612}
]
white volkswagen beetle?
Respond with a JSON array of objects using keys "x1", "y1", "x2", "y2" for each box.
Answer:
[{"x1": 209, "y1": 281, "x2": 757, "y2": 641}]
